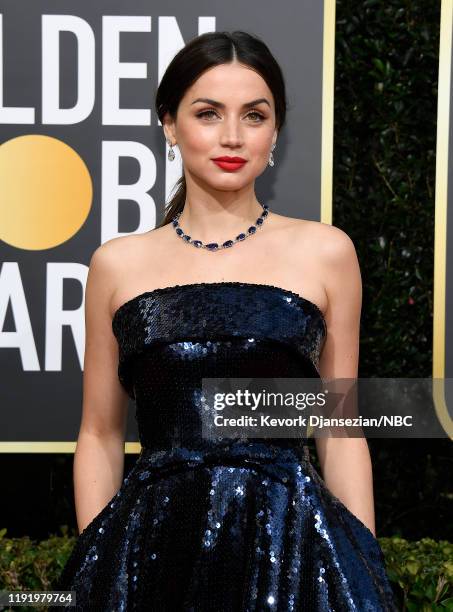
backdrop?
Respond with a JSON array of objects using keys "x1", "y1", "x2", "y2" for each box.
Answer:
[
  {"x1": 0, "y1": 1, "x2": 334, "y2": 451},
  {"x1": 0, "y1": 0, "x2": 452, "y2": 453}
]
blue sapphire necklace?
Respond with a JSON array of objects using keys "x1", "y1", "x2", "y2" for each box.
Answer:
[{"x1": 171, "y1": 203, "x2": 270, "y2": 251}]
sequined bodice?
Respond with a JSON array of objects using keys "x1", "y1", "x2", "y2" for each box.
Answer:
[{"x1": 111, "y1": 282, "x2": 327, "y2": 450}]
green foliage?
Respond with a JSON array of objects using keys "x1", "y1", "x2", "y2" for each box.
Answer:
[
  {"x1": 0, "y1": 529, "x2": 451, "y2": 611},
  {"x1": 0, "y1": 527, "x2": 74, "y2": 612},
  {"x1": 380, "y1": 537, "x2": 453, "y2": 611},
  {"x1": 334, "y1": 0, "x2": 440, "y2": 377},
  {"x1": 334, "y1": 0, "x2": 452, "y2": 556}
]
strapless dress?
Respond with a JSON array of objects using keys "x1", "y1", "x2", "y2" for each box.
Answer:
[{"x1": 56, "y1": 282, "x2": 398, "y2": 611}]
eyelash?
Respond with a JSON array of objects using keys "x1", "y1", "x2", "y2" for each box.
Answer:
[{"x1": 196, "y1": 109, "x2": 265, "y2": 122}]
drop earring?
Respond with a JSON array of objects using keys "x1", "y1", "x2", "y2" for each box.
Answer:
[
  {"x1": 268, "y1": 143, "x2": 276, "y2": 167},
  {"x1": 167, "y1": 140, "x2": 175, "y2": 162}
]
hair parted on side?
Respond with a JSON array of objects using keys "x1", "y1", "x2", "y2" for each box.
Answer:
[{"x1": 154, "y1": 30, "x2": 288, "y2": 228}]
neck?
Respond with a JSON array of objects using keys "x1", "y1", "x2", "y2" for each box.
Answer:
[{"x1": 176, "y1": 181, "x2": 264, "y2": 244}]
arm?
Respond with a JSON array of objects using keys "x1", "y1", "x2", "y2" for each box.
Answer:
[
  {"x1": 315, "y1": 225, "x2": 377, "y2": 536},
  {"x1": 74, "y1": 240, "x2": 130, "y2": 534}
]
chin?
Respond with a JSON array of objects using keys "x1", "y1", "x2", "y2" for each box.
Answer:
[{"x1": 198, "y1": 175, "x2": 250, "y2": 191}]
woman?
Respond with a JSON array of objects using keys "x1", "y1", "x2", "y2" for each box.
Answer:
[{"x1": 57, "y1": 30, "x2": 398, "y2": 611}]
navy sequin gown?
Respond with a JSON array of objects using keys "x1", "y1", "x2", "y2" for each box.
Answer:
[{"x1": 57, "y1": 282, "x2": 398, "y2": 611}]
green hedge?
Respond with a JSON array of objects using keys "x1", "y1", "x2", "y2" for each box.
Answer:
[
  {"x1": 381, "y1": 536, "x2": 453, "y2": 611},
  {"x1": 0, "y1": 528, "x2": 451, "y2": 611},
  {"x1": 334, "y1": 0, "x2": 439, "y2": 377},
  {"x1": 334, "y1": 0, "x2": 453, "y2": 546}
]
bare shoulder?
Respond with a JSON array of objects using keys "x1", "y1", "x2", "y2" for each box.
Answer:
[
  {"x1": 87, "y1": 230, "x2": 163, "y2": 312},
  {"x1": 90, "y1": 229, "x2": 162, "y2": 273},
  {"x1": 289, "y1": 218, "x2": 358, "y2": 263},
  {"x1": 301, "y1": 222, "x2": 362, "y2": 298},
  {"x1": 319, "y1": 223, "x2": 357, "y2": 260}
]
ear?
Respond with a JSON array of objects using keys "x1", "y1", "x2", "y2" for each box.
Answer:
[
  {"x1": 272, "y1": 128, "x2": 278, "y2": 147},
  {"x1": 162, "y1": 112, "x2": 177, "y2": 145}
]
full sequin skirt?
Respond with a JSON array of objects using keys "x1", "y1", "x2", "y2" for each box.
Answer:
[{"x1": 56, "y1": 442, "x2": 398, "y2": 612}]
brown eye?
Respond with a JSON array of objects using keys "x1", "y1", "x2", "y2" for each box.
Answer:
[
  {"x1": 196, "y1": 110, "x2": 218, "y2": 120},
  {"x1": 196, "y1": 109, "x2": 265, "y2": 123},
  {"x1": 247, "y1": 111, "x2": 265, "y2": 122}
]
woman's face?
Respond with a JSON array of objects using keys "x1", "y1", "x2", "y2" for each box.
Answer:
[{"x1": 163, "y1": 61, "x2": 278, "y2": 191}]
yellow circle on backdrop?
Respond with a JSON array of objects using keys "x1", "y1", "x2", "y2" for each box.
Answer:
[{"x1": 0, "y1": 134, "x2": 93, "y2": 250}]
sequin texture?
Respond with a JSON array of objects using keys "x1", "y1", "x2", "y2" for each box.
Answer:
[{"x1": 56, "y1": 282, "x2": 398, "y2": 611}]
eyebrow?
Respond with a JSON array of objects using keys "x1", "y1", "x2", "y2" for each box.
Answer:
[{"x1": 190, "y1": 97, "x2": 271, "y2": 109}]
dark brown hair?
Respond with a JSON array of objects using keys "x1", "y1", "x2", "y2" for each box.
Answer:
[{"x1": 155, "y1": 30, "x2": 288, "y2": 227}]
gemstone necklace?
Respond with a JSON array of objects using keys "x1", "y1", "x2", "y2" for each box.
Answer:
[{"x1": 171, "y1": 203, "x2": 270, "y2": 251}]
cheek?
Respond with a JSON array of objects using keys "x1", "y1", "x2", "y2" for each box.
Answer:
[
  {"x1": 248, "y1": 130, "x2": 274, "y2": 153},
  {"x1": 178, "y1": 122, "x2": 216, "y2": 153},
  {"x1": 248, "y1": 146, "x2": 272, "y2": 173}
]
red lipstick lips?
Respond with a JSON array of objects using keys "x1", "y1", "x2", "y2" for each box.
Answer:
[{"x1": 212, "y1": 156, "x2": 247, "y2": 171}]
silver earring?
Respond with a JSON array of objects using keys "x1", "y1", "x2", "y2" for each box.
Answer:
[
  {"x1": 167, "y1": 140, "x2": 175, "y2": 162},
  {"x1": 268, "y1": 143, "x2": 276, "y2": 167}
]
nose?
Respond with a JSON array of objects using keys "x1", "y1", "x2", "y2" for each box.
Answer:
[{"x1": 219, "y1": 115, "x2": 244, "y2": 147}]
